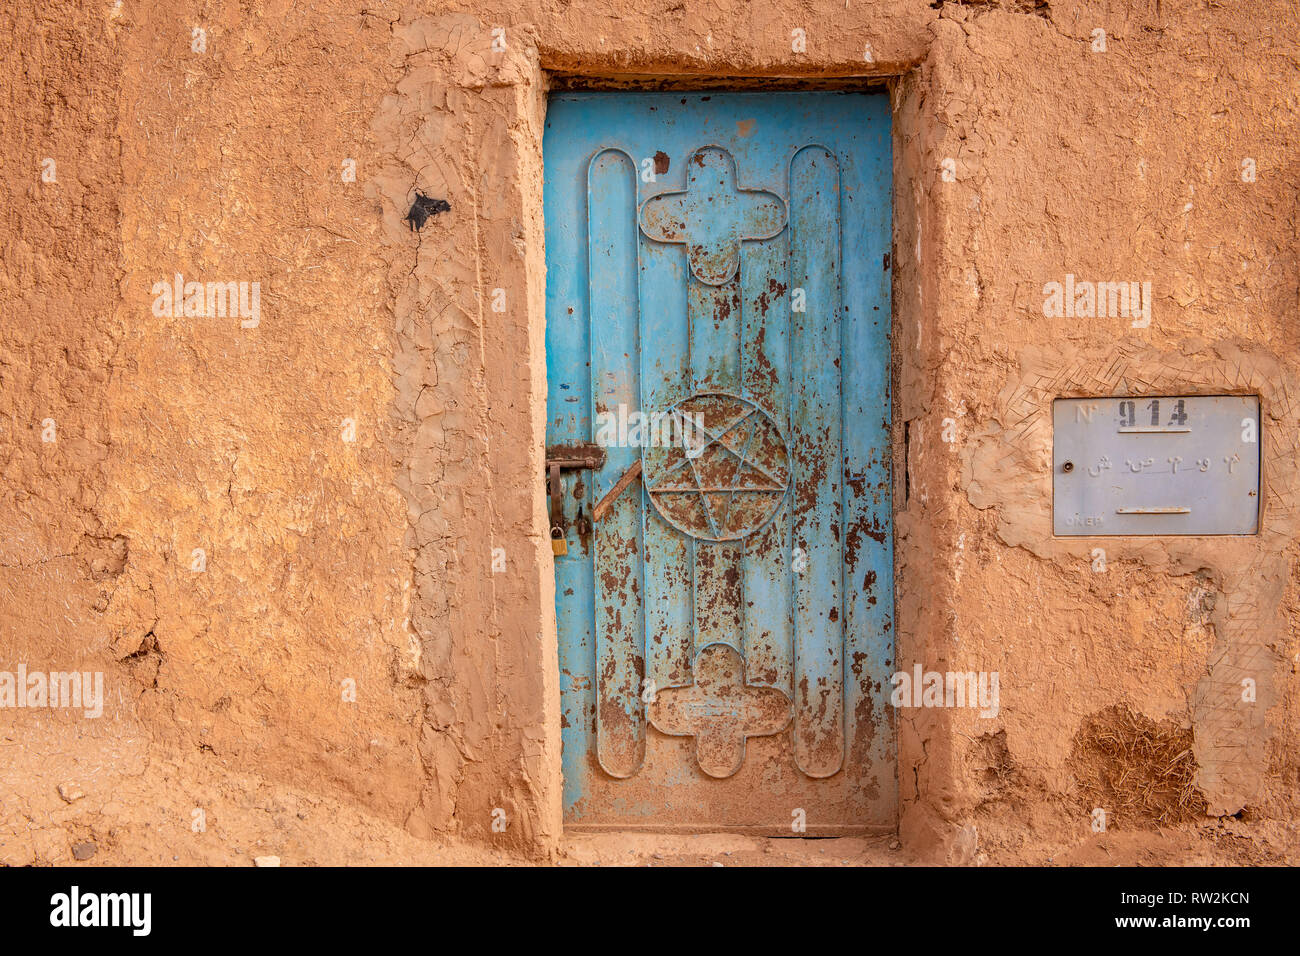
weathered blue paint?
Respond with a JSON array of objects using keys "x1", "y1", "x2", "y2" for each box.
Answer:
[{"x1": 545, "y1": 92, "x2": 895, "y2": 830}]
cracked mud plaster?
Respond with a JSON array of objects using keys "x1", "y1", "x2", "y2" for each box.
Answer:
[
  {"x1": 373, "y1": 14, "x2": 560, "y2": 854},
  {"x1": 962, "y1": 341, "x2": 1297, "y2": 817}
]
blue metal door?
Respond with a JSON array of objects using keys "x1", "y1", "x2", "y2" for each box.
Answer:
[{"x1": 544, "y1": 92, "x2": 894, "y2": 831}]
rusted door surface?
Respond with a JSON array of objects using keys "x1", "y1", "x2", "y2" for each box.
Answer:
[{"x1": 544, "y1": 92, "x2": 894, "y2": 832}]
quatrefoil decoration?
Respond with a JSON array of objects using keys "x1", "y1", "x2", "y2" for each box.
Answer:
[
  {"x1": 650, "y1": 643, "x2": 791, "y2": 778},
  {"x1": 639, "y1": 146, "x2": 787, "y2": 286}
]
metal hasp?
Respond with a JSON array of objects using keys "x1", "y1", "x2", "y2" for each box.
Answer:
[
  {"x1": 545, "y1": 443, "x2": 605, "y2": 544},
  {"x1": 544, "y1": 91, "x2": 894, "y2": 832},
  {"x1": 1053, "y1": 395, "x2": 1261, "y2": 535}
]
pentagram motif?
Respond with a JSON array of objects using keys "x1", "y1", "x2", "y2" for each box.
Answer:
[{"x1": 643, "y1": 393, "x2": 790, "y2": 542}]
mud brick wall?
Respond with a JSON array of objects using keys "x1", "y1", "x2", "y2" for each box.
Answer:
[{"x1": 1, "y1": 0, "x2": 1295, "y2": 860}]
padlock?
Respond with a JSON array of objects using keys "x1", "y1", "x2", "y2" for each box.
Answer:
[{"x1": 550, "y1": 525, "x2": 568, "y2": 557}]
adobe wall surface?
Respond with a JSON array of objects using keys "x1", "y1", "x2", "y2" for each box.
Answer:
[
  {"x1": 1, "y1": 0, "x2": 1295, "y2": 864},
  {"x1": 892, "y1": 3, "x2": 1299, "y2": 861}
]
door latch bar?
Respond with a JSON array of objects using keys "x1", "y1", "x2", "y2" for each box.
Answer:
[{"x1": 545, "y1": 443, "x2": 606, "y2": 553}]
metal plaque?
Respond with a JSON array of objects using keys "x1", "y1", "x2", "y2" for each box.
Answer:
[{"x1": 1053, "y1": 395, "x2": 1260, "y2": 536}]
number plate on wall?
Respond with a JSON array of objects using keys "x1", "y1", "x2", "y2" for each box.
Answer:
[{"x1": 1053, "y1": 395, "x2": 1261, "y2": 535}]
